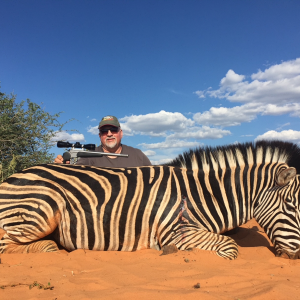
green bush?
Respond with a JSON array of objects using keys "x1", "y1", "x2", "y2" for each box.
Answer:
[{"x1": 0, "y1": 91, "x2": 70, "y2": 182}]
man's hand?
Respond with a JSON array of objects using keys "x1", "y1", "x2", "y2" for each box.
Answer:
[{"x1": 54, "y1": 154, "x2": 70, "y2": 164}]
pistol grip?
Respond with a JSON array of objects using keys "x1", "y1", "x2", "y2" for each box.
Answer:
[{"x1": 62, "y1": 152, "x2": 71, "y2": 164}]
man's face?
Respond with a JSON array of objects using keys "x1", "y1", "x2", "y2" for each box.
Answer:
[{"x1": 99, "y1": 126, "x2": 123, "y2": 151}]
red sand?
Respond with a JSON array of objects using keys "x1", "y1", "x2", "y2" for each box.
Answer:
[{"x1": 0, "y1": 219, "x2": 300, "y2": 300}]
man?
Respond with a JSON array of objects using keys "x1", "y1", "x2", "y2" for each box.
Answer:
[{"x1": 54, "y1": 115, "x2": 152, "y2": 167}]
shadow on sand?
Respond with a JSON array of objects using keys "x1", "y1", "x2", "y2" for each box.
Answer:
[{"x1": 222, "y1": 226, "x2": 276, "y2": 255}]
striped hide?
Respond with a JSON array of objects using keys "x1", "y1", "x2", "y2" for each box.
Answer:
[{"x1": 0, "y1": 140, "x2": 299, "y2": 259}]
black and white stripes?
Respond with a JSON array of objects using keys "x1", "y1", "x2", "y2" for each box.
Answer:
[{"x1": 0, "y1": 141, "x2": 299, "y2": 259}]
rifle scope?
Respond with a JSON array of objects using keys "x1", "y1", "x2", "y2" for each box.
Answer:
[{"x1": 57, "y1": 141, "x2": 95, "y2": 151}]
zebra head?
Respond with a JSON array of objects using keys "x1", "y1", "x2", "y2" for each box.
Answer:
[{"x1": 255, "y1": 166, "x2": 300, "y2": 259}]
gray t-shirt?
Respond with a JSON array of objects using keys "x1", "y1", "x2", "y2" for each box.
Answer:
[{"x1": 76, "y1": 144, "x2": 152, "y2": 168}]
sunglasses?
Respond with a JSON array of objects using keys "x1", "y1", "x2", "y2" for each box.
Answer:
[{"x1": 99, "y1": 127, "x2": 120, "y2": 134}]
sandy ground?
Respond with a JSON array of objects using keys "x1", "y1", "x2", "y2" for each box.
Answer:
[{"x1": 0, "y1": 219, "x2": 299, "y2": 300}]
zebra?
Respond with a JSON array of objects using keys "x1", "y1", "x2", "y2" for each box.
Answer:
[{"x1": 0, "y1": 140, "x2": 299, "y2": 260}]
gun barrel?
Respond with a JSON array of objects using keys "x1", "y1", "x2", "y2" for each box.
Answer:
[{"x1": 77, "y1": 151, "x2": 128, "y2": 158}]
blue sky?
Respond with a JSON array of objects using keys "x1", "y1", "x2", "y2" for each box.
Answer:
[{"x1": 1, "y1": 0, "x2": 300, "y2": 164}]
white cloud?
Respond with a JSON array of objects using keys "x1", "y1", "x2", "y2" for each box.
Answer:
[
  {"x1": 227, "y1": 76, "x2": 300, "y2": 104},
  {"x1": 252, "y1": 58, "x2": 300, "y2": 81},
  {"x1": 143, "y1": 150, "x2": 156, "y2": 156},
  {"x1": 166, "y1": 126, "x2": 231, "y2": 139},
  {"x1": 220, "y1": 69, "x2": 245, "y2": 86},
  {"x1": 195, "y1": 58, "x2": 300, "y2": 105},
  {"x1": 194, "y1": 90, "x2": 205, "y2": 98},
  {"x1": 138, "y1": 126, "x2": 230, "y2": 150},
  {"x1": 255, "y1": 129, "x2": 300, "y2": 144},
  {"x1": 193, "y1": 59, "x2": 300, "y2": 127},
  {"x1": 193, "y1": 104, "x2": 261, "y2": 126},
  {"x1": 120, "y1": 110, "x2": 194, "y2": 134},
  {"x1": 193, "y1": 102, "x2": 300, "y2": 127},
  {"x1": 90, "y1": 118, "x2": 97, "y2": 122},
  {"x1": 262, "y1": 103, "x2": 300, "y2": 116},
  {"x1": 119, "y1": 123, "x2": 134, "y2": 136},
  {"x1": 139, "y1": 140, "x2": 200, "y2": 149},
  {"x1": 51, "y1": 131, "x2": 85, "y2": 142},
  {"x1": 87, "y1": 125, "x2": 99, "y2": 135}
]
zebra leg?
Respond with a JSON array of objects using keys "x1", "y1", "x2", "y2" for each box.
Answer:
[
  {"x1": 0, "y1": 200, "x2": 62, "y2": 253},
  {"x1": 0, "y1": 216, "x2": 60, "y2": 254},
  {"x1": 162, "y1": 225, "x2": 239, "y2": 260},
  {"x1": 0, "y1": 233, "x2": 59, "y2": 253}
]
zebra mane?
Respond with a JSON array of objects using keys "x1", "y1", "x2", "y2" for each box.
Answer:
[{"x1": 165, "y1": 140, "x2": 300, "y2": 173}]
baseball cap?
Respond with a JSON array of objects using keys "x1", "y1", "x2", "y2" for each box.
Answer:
[{"x1": 98, "y1": 115, "x2": 120, "y2": 128}]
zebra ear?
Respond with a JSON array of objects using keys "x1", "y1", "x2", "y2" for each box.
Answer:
[{"x1": 276, "y1": 167, "x2": 297, "y2": 186}]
